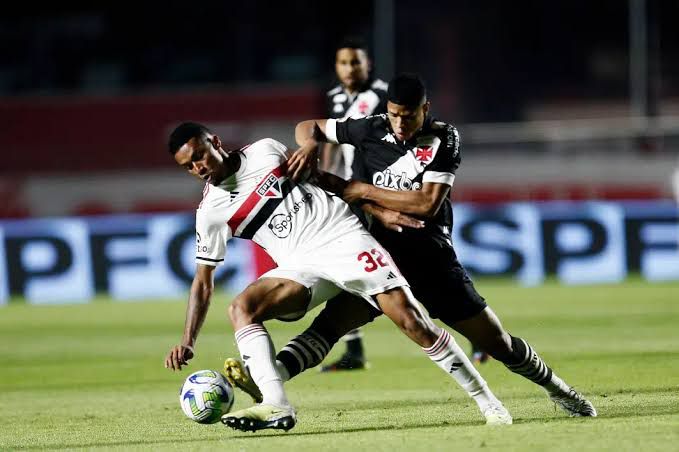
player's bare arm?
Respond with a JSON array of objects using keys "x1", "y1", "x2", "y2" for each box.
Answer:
[
  {"x1": 344, "y1": 180, "x2": 451, "y2": 218},
  {"x1": 289, "y1": 119, "x2": 331, "y2": 181},
  {"x1": 311, "y1": 164, "x2": 424, "y2": 232},
  {"x1": 164, "y1": 263, "x2": 215, "y2": 371},
  {"x1": 361, "y1": 203, "x2": 425, "y2": 232}
]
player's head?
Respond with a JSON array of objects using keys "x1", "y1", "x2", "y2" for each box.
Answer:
[
  {"x1": 168, "y1": 122, "x2": 231, "y2": 186},
  {"x1": 386, "y1": 73, "x2": 430, "y2": 142},
  {"x1": 335, "y1": 37, "x2": 371, "y2": 92}
]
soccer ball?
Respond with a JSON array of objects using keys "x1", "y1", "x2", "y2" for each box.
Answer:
[{"x1": 179, "y1": 369, "x2": 235, "y2": 424}]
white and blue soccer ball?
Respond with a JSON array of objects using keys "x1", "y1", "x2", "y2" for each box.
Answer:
[{"x1": 179, "y1": 369, "x2": 235, "y2": 424}]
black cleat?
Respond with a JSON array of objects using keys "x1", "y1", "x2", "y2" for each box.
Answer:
[{"x1": 320, "y1": 353, "x2": 367, "y2": 372}]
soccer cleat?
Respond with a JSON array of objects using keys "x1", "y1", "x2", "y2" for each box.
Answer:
[
  {"x1": 549, "y1": 388, "x2": 597, "y2": 417},
  {"x1": 320, "y1": 353, "x2": 367, "y2": 372},
  {"x1": 223, "y1": 358, "x2": 263, "y2": 404},
  {"x1": 482, "y1": 403, "x2": 513, "y2": 425},
  {"x1": 221, "y1": 404, "x2": 296, "y2": 432}
]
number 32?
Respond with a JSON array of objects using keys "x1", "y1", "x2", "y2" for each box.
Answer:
[{"x1": 357, "y1": 248, "x2": 389, "y2": 272}]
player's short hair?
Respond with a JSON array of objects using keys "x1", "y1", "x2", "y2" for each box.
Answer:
[
  {"x1": 387, "y1": 73, "x2": 427, "y2": 108},
  {"x1": 335, "y1": 36, "x2": 369, "y2": 55},
  {"x1": 168, "y1": 122, "x2": 210, "y2": 154}
]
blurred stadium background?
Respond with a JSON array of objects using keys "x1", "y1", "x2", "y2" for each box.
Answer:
[
  {"x1": 2, "y1": 1, "x2": 679, "y2": 450},
  {"x1": 1, "y1": 0, "x2": 677, "y2": 303}
]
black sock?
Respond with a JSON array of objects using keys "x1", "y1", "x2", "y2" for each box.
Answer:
[
  {"x1": 503, "y1": 335, "x2": 553, "y2": 386},
  {"x1": 276, "y1": 315, "x2": 343, "y2": 379}
]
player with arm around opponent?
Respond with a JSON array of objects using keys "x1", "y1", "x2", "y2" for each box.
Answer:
[
  {"x1": 163, "y1": 122, "x2": 512, "y2": 432},
  {"x1": 282, "y1": 73, "x2": 597, "y2": 418}
]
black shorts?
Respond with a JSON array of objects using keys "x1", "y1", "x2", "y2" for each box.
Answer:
[{"x1": 392, "y1": 247, "x2": 487, "y2": 325}]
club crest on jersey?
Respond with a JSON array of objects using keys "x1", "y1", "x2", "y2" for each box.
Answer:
[
  {"x1": 415, "y1": 146, "x2": 433, "y2": 163},
  {"x1": 257, "y1": 174, "x2": 283, "y2": 198},
  {"x1": 358, "y1": 100, "x2": 370, "y2": 115}
]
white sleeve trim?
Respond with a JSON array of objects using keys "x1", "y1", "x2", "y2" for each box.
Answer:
[
  {"x1": 196, "y1": 256, "x2": 224, "y2": 266},
  {"x1": 325, "y1": 119, "x2": 339, "y2": 144},
  {"x1": 423, "y1": 172, "x2": 456, "y2": 186}
]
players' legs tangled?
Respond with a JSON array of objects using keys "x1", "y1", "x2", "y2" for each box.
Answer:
[
  {"x1": 270, "y1": 288, "x2": 511, "y2": 425},
  {"x1": 452, "y1": 307, "x2": 596, "y2": 417}
]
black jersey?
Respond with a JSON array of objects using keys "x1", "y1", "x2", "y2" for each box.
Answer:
[
  {"x1": 331, "y1": 114, "x2": 461, "y2": 254},
  {"x1": 326, "y1": 78, "x2": 388, "y2": 120}
]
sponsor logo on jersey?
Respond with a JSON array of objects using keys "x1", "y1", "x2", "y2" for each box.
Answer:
[
  {"x1": 381, "y1": 133, "x2": 397, "y2": 144},
  {"x1": 257, "y1": 174, "x2": 283, "y2": 198},
  {"x1": 415, "y1": 145, "x2": 434, "y2": 163},
  {"x1": 373, "y1": 169, "x2": 422, "y2": 191},
  {"x1": 267, "y1": 192, "x2": 313, "y2": 238},
  {"x1": 333, "y1": 93, "x2": 348, "y2": 103},
  {"x1": 447, "y1": 125, "x2": 460, "y2": 156}
]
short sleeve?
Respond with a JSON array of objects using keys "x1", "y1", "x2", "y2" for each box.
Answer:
[
  {"x1": 330, "y1": 116, "x2": 373, "y2": 148},
  {"x1": 423, "y1": 125, "x2": 461, "y2": 187},
  {"x1": 195, "y1": 210, "x2": 231, "y2": 266}
]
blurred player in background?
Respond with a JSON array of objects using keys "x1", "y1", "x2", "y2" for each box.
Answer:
[
  {"x1": 164, "y1": 122, "x2": 512, "y2": 431},
  {"x1": 285, "y1": 73, "x2": 597, "y2": 417},
  {"x1": 249, "y1": 37, "x2": 388, "y2": 372},
  {"x1": 321, "y1": 37, "x2": 388, "y2": 179},
  {"x1": 319, "y1": 37, "x2": 389, "y2": 371}
]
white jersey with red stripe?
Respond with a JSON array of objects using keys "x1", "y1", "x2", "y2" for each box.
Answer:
[{"x1": 195, "y1": 138, "x2": 364, "y2": 267}]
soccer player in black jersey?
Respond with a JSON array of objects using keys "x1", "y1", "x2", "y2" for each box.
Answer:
[
  {"x1": 280, "y1": 73, "x2": 597, "y2": 417},
  {"x1": 318, "y1": 38, "x2": 389, "y2": 372}
]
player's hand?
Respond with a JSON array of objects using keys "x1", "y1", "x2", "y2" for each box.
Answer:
[
  {"x1": 288, "y1": 140, "x2": 319, "y2": 182},
  {"x1": 164, "y1": 344, "x2": 194, "y2": 371},
  {"x1": 342, "y1": 180, "x2": 371, "y2": 204},
  {"x1": 372, "y1": 207, "x2": 425, "y2": 232}
]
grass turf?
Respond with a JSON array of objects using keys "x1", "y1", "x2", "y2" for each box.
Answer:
[{"x1": 1, "y1": 279, "x2": 678, "y2": 451}]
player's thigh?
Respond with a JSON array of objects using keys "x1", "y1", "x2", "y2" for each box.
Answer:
[
  {"x1": 407, "y1": 262, "x2": 488, "y2": 327},
  {"x1": 374, "y1": 287, "x2": 438, "y2": 347},
  {"x1": 230, "y1": 277, "x2": 310, "y2": 324}
]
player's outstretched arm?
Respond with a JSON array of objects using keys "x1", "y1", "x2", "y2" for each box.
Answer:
[
  {"x1": 344, "y1": 180, "x2": 450, "y2": 218},
  {"x1": 164, "y1": 264, "x2": 216, "y2": 371}
]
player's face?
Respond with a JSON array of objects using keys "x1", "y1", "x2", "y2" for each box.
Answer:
[
  {"x1": 174, "y1": 135, "x2": 229, "y2": 185},
  {"x1": 335, "y1": 48, "x2": 370, "y2": 92},
  {"x1": 387, "y1": 101, "x2": 429, "y2": 141}
]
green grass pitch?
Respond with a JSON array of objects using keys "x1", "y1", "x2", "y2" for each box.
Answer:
[{"x1": 2, "y1": 279, "x2": 678, "y2": 451}]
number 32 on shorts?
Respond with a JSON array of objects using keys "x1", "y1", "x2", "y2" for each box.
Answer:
[{"x1": 357, "y1": 248, "x2": 390, "y2": 272}]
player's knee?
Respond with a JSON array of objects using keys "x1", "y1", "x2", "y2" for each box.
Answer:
[
  {"x1": 396, "y1": 309, "x2": 438, "y2": 348},
  {"x1": 228, "y1": 295, "x2": 258, "y2": 326}
]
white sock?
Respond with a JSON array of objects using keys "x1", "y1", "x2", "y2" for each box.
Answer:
[
  {"x1": 423, "y1": 329, "x2": 500, "y2": 412},
  {"x1": 235, "y1": 324, "x2": 290, "y2": 408}
]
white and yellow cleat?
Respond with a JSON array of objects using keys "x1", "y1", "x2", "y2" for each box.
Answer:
[
  {"x1": 221, "y1": 404, "x2": 296, "y2": 432},
  {"x1": 482, "y1": 403, "x2": 513, "y2": 425},
  {"x1": 223, "y1": 358, "x2": 263, "y2": 404}
]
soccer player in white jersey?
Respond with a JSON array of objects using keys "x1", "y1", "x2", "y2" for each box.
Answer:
[{"x1": 163, "y1": 122, "x2": 512, "y2": 432}]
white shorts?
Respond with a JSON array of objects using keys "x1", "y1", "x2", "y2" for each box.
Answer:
[{"x1": 260, "y1": 232, "x2": 408, "y2": 321}]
